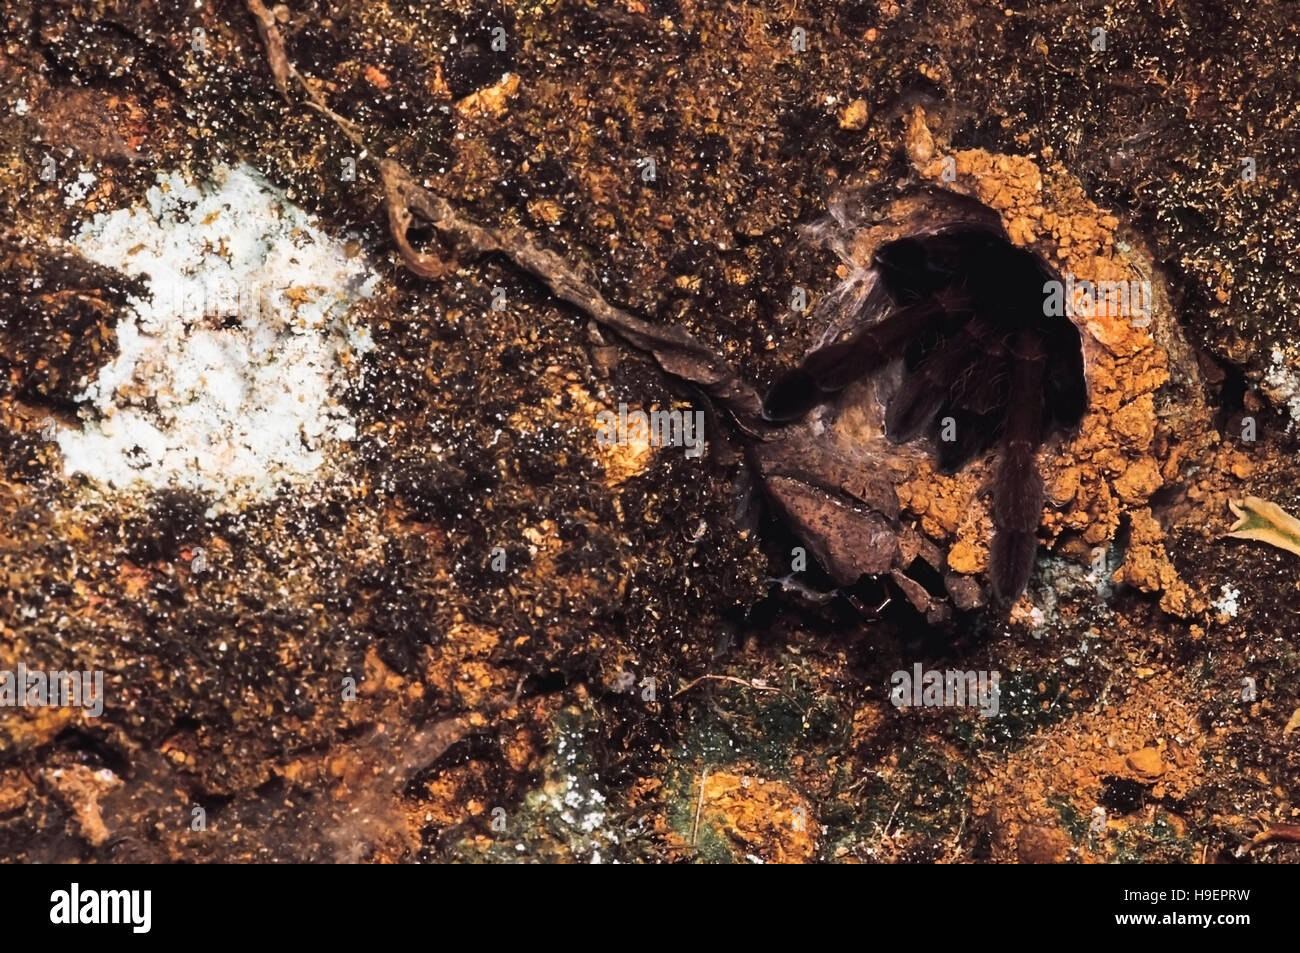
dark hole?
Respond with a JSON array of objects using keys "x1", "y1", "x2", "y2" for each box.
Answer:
[
  {"x1": 837, "y1": 3, "x2": 878, "y2": 31},
  {"x1": 53, "y1": 728, "x2": 131, "y2": 777},
  {"x1": 519, "y1": 670, "x2": 568, "y2": 697},
  {"x1": 1100, "y1": 775, "x2": 1149, "y2": 813},
  {"x1": 1205, "y1": 351, "x2": 1258, "y2": 437},
  {"x1": 443, "y1": 11, "x2": 515, "y2": 101},
  {"x1": 903, "y1": 556, "x2": 947, "y2": 598}
]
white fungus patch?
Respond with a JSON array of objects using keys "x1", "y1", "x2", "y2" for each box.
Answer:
[
  {"x1": 1214, "y1": 584, "x2": 1240, "y2": 619},
  {"x1": 1263, "y1": 346, "x2": 1300, "y2": 428},
  {"x1": 58, "y1": 163, "x2": 378, "y2": 506}
]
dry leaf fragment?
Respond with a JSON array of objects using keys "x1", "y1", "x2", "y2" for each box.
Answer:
[
  {"x1": 1225, "y1": 496, "x2": 1300, "y2": 558},
  {"x1": 455, "y1": 73, "x2": 520, "y2": 119},
  {"x1": 1284, "y1": 706, "x2": 1300, "y2": 738},
  {"x1": 1246, "y1": 824, "x2": 1300, "y2": 851}
]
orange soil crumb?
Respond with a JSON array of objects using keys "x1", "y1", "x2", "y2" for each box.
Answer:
[{"x1": 696, "y1": 770, "x2": 818, "y2": 863}]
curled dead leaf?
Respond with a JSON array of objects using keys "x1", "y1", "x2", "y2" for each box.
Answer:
[{"x1": 1225, "y1": 496, "x2": 1300, "y2": 558}]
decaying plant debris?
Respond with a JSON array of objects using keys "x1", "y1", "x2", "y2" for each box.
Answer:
[
  {"x1": 1, "y1": 1, "x2": 1298, "y2": 865},
  {"x1": 1226, "y1": 496, "x2": 1300, "y2": 560}
]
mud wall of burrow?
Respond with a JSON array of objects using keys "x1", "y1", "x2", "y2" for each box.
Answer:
[{"x1": 843, "y1": 108, "x2": 1240, "y2": 619}]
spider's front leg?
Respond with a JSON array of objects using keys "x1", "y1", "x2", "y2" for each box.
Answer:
[
  {"x1": 762, "y1": 296, "x2": 953, "y2": 423},
  {"x1": 934, "y1": 329, "x2": 1011, "y2": 473},
  {"x1": 883, "y1": 297, "x2": 989, "y2": 443},
  {"x1": 989, "y1": 326, "x2": 1048, "y2": 605}
]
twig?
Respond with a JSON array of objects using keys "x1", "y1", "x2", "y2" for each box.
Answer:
[
  {"x1": 674, "y1": 673, "x2": 782, "y2": 698},
  {"x1": 245, "y1": 0, "x2": 291, "y2": 99},
  {"x1": 243, "y1": 3, "x2": 763, "y2": 434},
  {"x1": 300, "y1": 95, "x2": 365, "y2": 148},
  {"x1": 946, "y1": 805, "x2": 967, "y2": 862},
  {"x1": 672, "y1": 673, "x2": 808, "y2": 719},
  {"x1": 376, "y1": 162, "x2": 762, "y2": 430},
  {"x1": 882, "y1": 798, "x2": 901, "y2": 840},
  {"x1": 1241, "y1": 823, "x2": 1300, "y2": 854},
  {"x1": 690, "y1": 767, "x2": 710, "y2": 848}
]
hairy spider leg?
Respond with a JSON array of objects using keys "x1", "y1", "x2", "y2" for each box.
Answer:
[
  {"x1": 990, "y1": 327, "x2": 1049, "y2": 604},
  {"x1": 885, "y1": 306, "x2": 991, "y2": 443},
  {"x1": 935, "y1": 336, "x2": 1012, "y2": 473},
  {"x1": 761, "y1": 296, "x2": 949, "y2": 423},
  {"x1": 767, "y1": 222, "x2": 1087, "y2": 609}
]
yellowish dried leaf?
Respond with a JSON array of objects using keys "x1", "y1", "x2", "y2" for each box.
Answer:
[
  {"x1": 1225, "y1": 496, "x2": 1300, "y2": 558},
  {"x1": 1284, "y1": 707, "x2": 1300, "y2": 738}
]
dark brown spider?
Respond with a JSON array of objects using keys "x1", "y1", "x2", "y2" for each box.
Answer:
[{"x1": 762, "y1": 221, "x2": 1087, "y2": 606}]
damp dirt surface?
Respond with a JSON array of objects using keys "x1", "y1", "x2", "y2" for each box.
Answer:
[{"x1": 1, "y1": 1, "x2": 1298, "y2": 864}]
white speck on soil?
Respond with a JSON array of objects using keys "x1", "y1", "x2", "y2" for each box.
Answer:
[
  {"x1": 1214, "y1": 584, "x2": 1240, "y2": 618},
  {"x1": 63, "y1": 171, "x2": 97, "y2": 207},
  {"x1": 1263, "y1": 347, "x2": 1300, "y2": 428}
]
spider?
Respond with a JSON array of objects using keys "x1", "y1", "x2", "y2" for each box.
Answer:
[{"x1": 762, "y1": 222, "x2": 1087, "y2": 606}]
